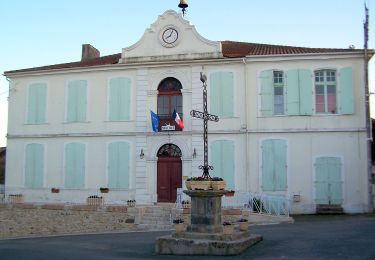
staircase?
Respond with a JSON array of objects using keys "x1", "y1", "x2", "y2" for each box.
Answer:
[
  {"x1": 137, "y1": 205, "x2": 174, "y2": 231},
  {"x1": 316, "y1": 204, "x2": 344, "y2": 214}
]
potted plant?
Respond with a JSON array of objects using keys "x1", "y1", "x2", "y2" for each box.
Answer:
[
  {"x1": 185, "y1": 176, "x2": 211, "y2": 190},
  {"x1": 173, "y1": 218, "x2": 185, "y2": 233},
  {"x1": 86, "y1": 195, "x2": 103, "y2": 205},
  {"x1": 100, "y1": 187, "x2": 109, "y2": 193},
  {"x1": 182, "y1": 200, "x2": 190, "y2": 209},
  {"x1": 211, "y1": 177, "x2": 226, "y2": 190},
  {"x1": 224, "y1": 190, "x2": 235, "y2": 197},
  {"x1": 222, "y1": 221, "x2": 234, "y2": 235},
  {"x1": 51, "y1": 187, "x2": 60, "y2": 193},
  {"x1": 127, "y1": 199, "x2": 136, "y2": 207},
  {"x1": 238, "y1": 218, "x2": 249, "y2": 231}
]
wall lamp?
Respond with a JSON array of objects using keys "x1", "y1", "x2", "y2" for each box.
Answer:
[
  {"x1": 140, "y1": 149, "x2": 145, "y2": 159},
  {"x1": 192, "y1": 148, "x2": 196, "y2": 158}
]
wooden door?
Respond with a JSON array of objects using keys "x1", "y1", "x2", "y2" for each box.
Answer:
[{"x1": 157, "y1": 157, "x2": 182, "y2": 202}]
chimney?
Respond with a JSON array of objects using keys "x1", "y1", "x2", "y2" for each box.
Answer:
[{"x1": 81, "y1": 44, "x2": 100, "y2": 61}]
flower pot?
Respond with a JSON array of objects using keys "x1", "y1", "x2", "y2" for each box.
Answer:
[
  {"x1": 185, "y1": 181, "x2": 192, "y2": 190},
  {"x1": 239, "y1": 222, "x2": 249, "y2": 231},
  {"x1": 174, "y1": 223, "x2": 185, "y2": 233},
  {"x1": 51, "y1": 188, "x2": 60, "y2": 193},
  {"x1": 211, "y1": 181, "x2": 226, "y2": 190},
  {"x1": 100, "y1": 188, "x2": 109, "y2": 193},
  {"x1": 187, "y1": 180, "x2": 211, "y2": 190},
  {"x1": 222, "y1": 225, "x2": 234, "y2": 235},
  {"x1": 225, "y1": 191, "x2": 235, "y2": 197}
]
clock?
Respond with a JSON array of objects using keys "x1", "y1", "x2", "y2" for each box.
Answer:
[{"x1": 160, "y1": 27, "x2": 179, "y2": 47}]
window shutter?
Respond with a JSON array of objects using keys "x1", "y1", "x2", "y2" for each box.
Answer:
[
  {"x1": 25, "y1": 143, "x2": 44, "y2": 188},
  {"x1": 210, "y1": 141, "x2": 222, "y2": 179},
  {"x1": 260, "y1": 70, "x2": 273, "y2": 116},
  {"x1": 222, "y1": 140, "x2": 235, "y2": 190},
  {"x1": 261, "y1": 140, "x2": 275, "y2": 191},
  {"x1": 210, "y1": 72, "x2": 221, "y2": 116},
  {"x1": 274, "y1": 139, "x2": 287, "y2": 191},
  {"x1": 108, "y1": 142, "x2": 130, "y2": 189},
  {"x1": 339, "y1": 67, "x2": 354, "y2": 114},
  {"x1": 221, "y1": 72, "x2": 234, "y2": 118},
  {"x1": 65, "y1": 143, "x2": 85, "y2": 188},
  {"x1": 327, "y1": 157, "x2": 343, "y2": 204},
  {"x1": 298, "y1": 69, "x2": 313, "y2": 115},
  {"x1": 67, "y1": 80, "x2": 87, "y2": 122},
  {"x1": 286, "y1": 70, "x2": 300, "y2": 115},
  {"x1": 27, "y1": 83, "x2": 47, "y2": 124},
  {"x1": 109, "y1": 77, "x2": 131, "y2": 121}
]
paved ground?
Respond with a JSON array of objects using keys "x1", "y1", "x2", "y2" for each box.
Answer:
[{"x1": 0, "y1": 214, "x2": 374, "y2": 259}]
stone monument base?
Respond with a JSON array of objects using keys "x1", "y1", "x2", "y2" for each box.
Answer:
[{"x1": 155, "y1": 231, "x2": 262, "y2": 255}]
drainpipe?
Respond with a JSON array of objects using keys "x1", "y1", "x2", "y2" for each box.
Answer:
[
  {"x1": 242, "y1": 58, "x2": 249, "y2": 192},
  {"x1": 363, "y1": 6, "x2": 373, "y2": 212}
]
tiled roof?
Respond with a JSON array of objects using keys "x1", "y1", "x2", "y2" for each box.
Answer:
[
  {"x1": 221, "y1": 41, "x2": 364, "y2": 58},
  {"x1": 4, "y1": 41, "x2": 365, "y2": 74}
]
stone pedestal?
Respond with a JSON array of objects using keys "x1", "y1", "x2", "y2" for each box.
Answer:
[
  {"x1": 184, "y1": 190, "x2": 226, "y2": 233},
  {"x1": 155, "y1": 189, "x2": 263, "y2": 255}
]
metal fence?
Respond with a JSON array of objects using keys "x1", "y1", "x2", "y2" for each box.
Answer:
[{"x1": 176, "y1": 189, "x2": 291, "y2": 217}]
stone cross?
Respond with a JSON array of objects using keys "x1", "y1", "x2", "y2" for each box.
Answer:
[{"x1": 190, "y1": 72, "x2": 219, "y2": 179}]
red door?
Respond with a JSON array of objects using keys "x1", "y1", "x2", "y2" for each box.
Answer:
[{"x1": 157, "y1": 157, "x2": 182, "y2": 202}]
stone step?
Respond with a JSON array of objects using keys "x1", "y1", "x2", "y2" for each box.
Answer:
[
  {"x1": 316, "y1": 204, "x2": 344, "y2": 214},
  {"x1": 137, "y1": 224, "x2": 173, "y2": 231}
]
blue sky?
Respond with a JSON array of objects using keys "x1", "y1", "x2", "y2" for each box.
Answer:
[{"x1": 0, "y1": 0, "x2": 374, "y2": 146}]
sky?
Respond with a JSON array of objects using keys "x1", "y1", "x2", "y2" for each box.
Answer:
[{"x1": 0, "y1": 0, "x2": 374, "y2": 147}]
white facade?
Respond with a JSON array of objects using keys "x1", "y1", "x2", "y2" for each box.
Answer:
[{"x1": 4, "y1": 10, "x2": 372, "y2": 213}]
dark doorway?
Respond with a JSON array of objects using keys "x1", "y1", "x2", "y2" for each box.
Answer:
[{"x1": 157, "y1": 144, "x2": 182, "y2": 202}]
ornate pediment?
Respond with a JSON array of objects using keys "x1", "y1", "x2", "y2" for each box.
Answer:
[{"x1": 120, "y1": 10, "x2": 222, "y2": 63}]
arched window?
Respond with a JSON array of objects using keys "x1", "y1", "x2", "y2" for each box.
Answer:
[
  {"x1": 157, "y1": 77, "x2": 183, "y2": 131},
  {"x1": 157, "y1": 143, "x2": 182, "y2": 158}
]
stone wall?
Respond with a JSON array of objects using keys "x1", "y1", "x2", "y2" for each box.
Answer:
[{"x1": 0, "y1": 203, "x2": 139, "y2": 239}]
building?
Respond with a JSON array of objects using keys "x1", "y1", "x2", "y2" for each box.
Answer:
[{"x1": 3, "y1": 10, "x2": 373, "y2": 213}]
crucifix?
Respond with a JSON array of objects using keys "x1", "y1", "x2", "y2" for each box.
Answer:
[{"x1": 190, "y1": 72, "x2": 219, "y2": 179}]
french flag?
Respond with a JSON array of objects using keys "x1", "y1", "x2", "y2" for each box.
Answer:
[{"x1": 172, "y1": 109, "x2": 184, "y2": 129}]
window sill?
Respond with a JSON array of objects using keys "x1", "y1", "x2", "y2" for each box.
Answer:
[
  {"x1": 24, "y1": 122, "x2": 49, "y2": 125},
  {"x1": 104, "y1": 120, "x2": 134, "y2": 123},
  {"x1": 63, "y1": 121, "x2": 91, "y2": 124}
]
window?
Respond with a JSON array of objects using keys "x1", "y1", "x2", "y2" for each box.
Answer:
[
  {"x1": 67, "y1": 80, "x2": 87, "y2": 122},
  {"x1": 157, "y1": 77, "x2": 183, "y2": 130},
  {"x1": 315, "y1": 70, "x2": 337, "y2": 114},
  {"x1": 261, "y1": 139, "x2": 287, "y2": 191},
  {"x1": 210, "y1": 72, "x2": 234, "y2": 118},
  {"x1": 25, "y1": 143, "x2": 44, "y2": 188},
  {"x1": 273, "y1": 71, "x2": 284, "y2": 115},
  {"x1": 211, "y1": 140, "x2": 235, "y2": 190},
  {"x1": 27, "y1": 83, "x2": 47, "y2": 124},
  {"x1": 64, "y1": 143, "x2": 85, "y2": 188},
  {"x1": 108, "y1": 142, "x2": 130, "y2": 189},
  {"x1": 109, "y1": 77, "x2": 131, "y2": 121}
]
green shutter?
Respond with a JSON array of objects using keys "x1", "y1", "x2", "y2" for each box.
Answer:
[
  {"x1": 108, "y1": 142, "x2": 130, "y2": 189},
  {"x1": 298, "y1": 69, "x2": 313, "y2": 115},
  {"x1": 274, "y1": 139, "x2": 287, "y2": 191},
  {"x1": 210, "y1": 72, "x2": 221, "y2": 116},
  {"x1": 260, "y1": 70, "x2": 273, "y2": 116},
  {"x1": 67, "y1": 80, "x2": 87, "y2": 122},
  {"x1": 339, "y1": 67, "x2": 354, "y2": 114},
  {"x1": 109, "y1": 77, "x2": 131, "y2": 121},
  {"x1": 221, "y1": 72, "x2": 234, "y2": 118},
  {"x1": 211, "y1": 140, "x2": 235, "y2": 190},
  {"x1": 25, "y1": 143, "x2": 44, "y2": 188},
  {"x1": 222, "y1": 140, "x2": 235, "y2": 190},
  {"x1": 65, "y1": 143, "x2": 85, "y2": 188},
  {"x1": 27, "y1": 83, "x2": 47, "y2": 124},
  {"x1": 211, "y1": 141, "x2": 222, "y2": 179},
  {"x1": 286, "y1": 70, "x2": 300, "y2": 115},
  {"x1": 261, "y1": 140, "x2": 275, "y2": 191},
  {"x1": 315, "y1": 157, "x2": 342, "y2": 205},
  {"x1": 262, "y1": 139, "x2": 287, "y2": 191}
]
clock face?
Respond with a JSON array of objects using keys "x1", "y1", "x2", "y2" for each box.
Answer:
[{"x1": 162, "y1": 28, "x2": 178, "y2": 44}]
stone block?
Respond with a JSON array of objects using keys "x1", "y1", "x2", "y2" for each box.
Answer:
[
  {"x1": 106, "y1": 205, "x2": 127, "y2": 213},
  {"x1": 223, "y1": 208, "x2": 242, "y2": 215},
  {"x1": 41, "y1": 204, "x2": 65, "y2": 210},
  {"x1": 12, "y1": 203, "x2": 36, "y2": 209}
]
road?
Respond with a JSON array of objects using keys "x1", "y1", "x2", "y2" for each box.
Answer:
[{"x1": 0, "y1": 214, "x2": 374, "y2": 259}]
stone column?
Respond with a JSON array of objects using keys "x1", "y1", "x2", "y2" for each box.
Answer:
[{"x1": 183, "y1": 190, "x2": 226, "y2": 233}]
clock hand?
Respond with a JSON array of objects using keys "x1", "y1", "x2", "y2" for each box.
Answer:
[{"x1": 166, "y1": 30, "x2": 173, "y2": 38}]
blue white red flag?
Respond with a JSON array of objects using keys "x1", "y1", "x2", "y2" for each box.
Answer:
[{"x1": 172, "y1": 109, "x2": 184, "y2": 129}]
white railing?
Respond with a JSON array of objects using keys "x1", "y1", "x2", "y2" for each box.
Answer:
[{"x1": 175, "y1": 189, "x2": 291, "y2": 217}]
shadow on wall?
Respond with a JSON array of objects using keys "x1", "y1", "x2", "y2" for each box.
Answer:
[{"x1": 0, "y1": 147, "x2": 5, "y2": 185}]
